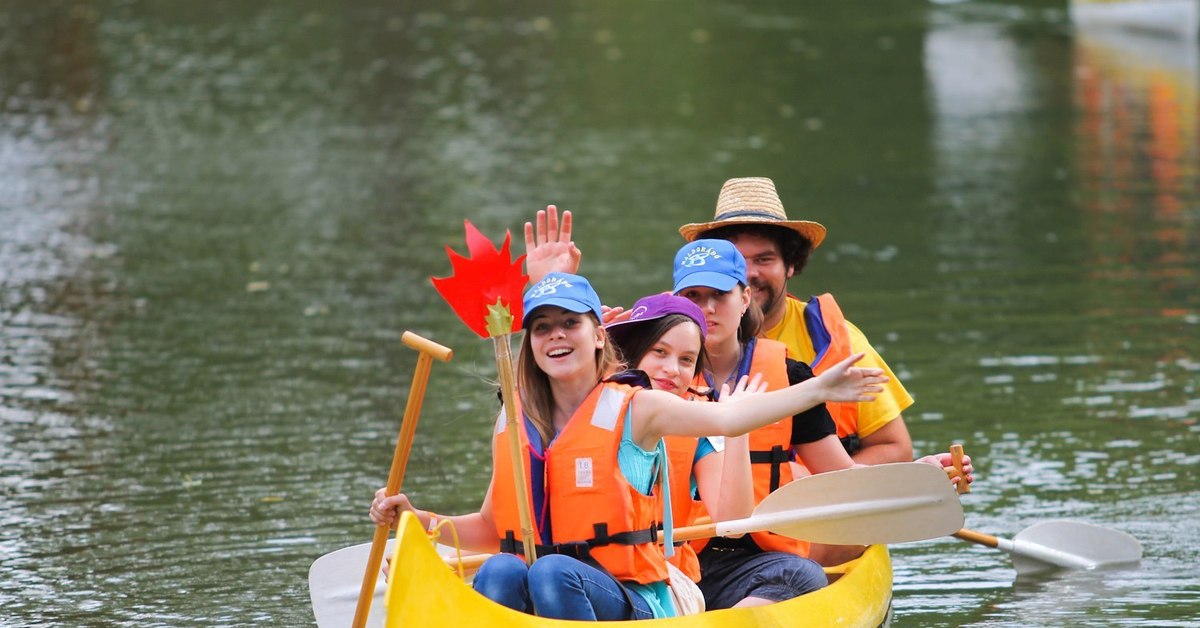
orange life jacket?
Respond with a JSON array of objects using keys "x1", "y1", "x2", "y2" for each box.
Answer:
[
  {"x1": 490, "y1": 381, "x2": 668, "y2": 585},
  {"x1": 692, "y1": 338, "x2": 808, "y2": 557},
  {"x1": 663, "y1": 434, "x2": 702, "y2": 582},
  {"x1": 799, "y1": 293, "x2": 860, "y2": 445}
]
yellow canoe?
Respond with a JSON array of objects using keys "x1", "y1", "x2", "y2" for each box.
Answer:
[{"x1": 384, "y1": 511, "x2": 893, "y2": 627}]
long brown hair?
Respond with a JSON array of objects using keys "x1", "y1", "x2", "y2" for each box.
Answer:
[
  {"x1": 738, "y1": 285, "x2": 764, "y2": 342},
  {"x1": 610, "y1": 314, "x2": 709, "y2": 387},
  {"x1": 516, "y1": 313, "x2": 622, "y2": 444}
]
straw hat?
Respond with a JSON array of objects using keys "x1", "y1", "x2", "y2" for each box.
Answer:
[{"x1": 678, "y1": 177, "x2": 827, "y2": 248}]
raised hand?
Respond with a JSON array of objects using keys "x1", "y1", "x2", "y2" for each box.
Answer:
[
  {"x1": 718, "y1": 373, "x2": 767, "y2": 403},
  {"x1": 601, "y1": 304, "x2": 628, "y2": 325},
  {"x1": 524, "y1": 205, "x2": 581, "y2": 285},
  {"x1": 813, "y1": 353, "x2": 888, "y2": 403}
]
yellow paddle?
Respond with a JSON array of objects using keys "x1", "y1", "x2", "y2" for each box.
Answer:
[{"x1": 351, "y1": 331, "x2": 453, "y2": 628}]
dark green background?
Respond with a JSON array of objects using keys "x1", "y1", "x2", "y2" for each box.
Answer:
[{"x1": 1, "y1": 1, "x2": 1196, "y2": 625}]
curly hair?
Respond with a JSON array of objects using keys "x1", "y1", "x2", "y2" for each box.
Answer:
[{"x1": 698, "y1": 223, "x2": 814, "y2": 275}]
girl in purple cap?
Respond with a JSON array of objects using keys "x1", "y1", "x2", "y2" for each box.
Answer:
[
  {"x1": 370, "y1": 271, "x2": 890, "y2": 621},
  {"x1": 604, "y1": 293, "x2": 754, "y2": 612}
]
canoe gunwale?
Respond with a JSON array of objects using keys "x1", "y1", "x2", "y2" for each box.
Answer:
[{"x1": 384, "y1": 511, "x2": 893, "y2": 627}]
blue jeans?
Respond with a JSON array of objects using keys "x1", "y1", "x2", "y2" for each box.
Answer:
[
  {"x1": 697, "y1": 546, "x2": 828, "y2": 609},
  {"x1": 472, "y1": 553, "x2": 654, "y2": 620}
]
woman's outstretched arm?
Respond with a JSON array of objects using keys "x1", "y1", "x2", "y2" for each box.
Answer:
[{"x1": 633, "y1": 353, "x2": 888, "y2": 447}]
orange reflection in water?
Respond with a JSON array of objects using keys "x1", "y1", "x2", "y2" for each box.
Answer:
[{"x1": 1074, "y1": 30, "x2": 1198, "y2": 327}]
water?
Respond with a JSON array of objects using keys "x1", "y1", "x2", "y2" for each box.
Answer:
[{"x1": 1, "y1": 1, "x2": 1197, "y2": 625}]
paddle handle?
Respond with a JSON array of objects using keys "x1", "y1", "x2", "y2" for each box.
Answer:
[
  {"x1": 353, "y1": 333, "x2": 452, "y2": 628},
  {"x1": 953, "y1": 528, "x2": 999, "y2": 548},
  {"x1": 950, "y1": 444, "x2": 970, "y2": 494},
  {"x1": 402, "y1": 331, "x2": 454, "y2": 362},
  {"x1": 493, "y1": 334, "x2": 539, "y2": 565}
]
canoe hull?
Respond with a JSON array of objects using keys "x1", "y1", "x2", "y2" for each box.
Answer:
[{"x1": 384, "y1": 512, "x2": 892, "y2": 627}]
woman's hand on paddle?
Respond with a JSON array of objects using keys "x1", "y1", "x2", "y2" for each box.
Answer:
[
  {"x1": 369, "y1": 487, "x2": 421, "y2": 528},
  {"x1": 813, "y1": 352, "x2": 888, "y2": 403},
  {"x1": 524, "y1": 205, "x2": 581, "y2": 285},
  {"x1": 917, "y1": 453, "x2": 975, "y2": 489}
]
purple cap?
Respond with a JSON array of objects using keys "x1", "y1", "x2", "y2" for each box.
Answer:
[{"x1": 605, "y1": 293, "x2": 707, "y2": 346}]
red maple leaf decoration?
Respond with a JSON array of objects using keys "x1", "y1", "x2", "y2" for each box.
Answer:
[{"x1": 431, "y1": 220, "x2": 528, "y2": 338}]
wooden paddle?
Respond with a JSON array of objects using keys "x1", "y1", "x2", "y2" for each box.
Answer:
[
  {"x1": 431, "y1": 220, "x2": 538, "y2": 566},
  {"x1": 439, "y1": 461, "x2": 964, "y2": 574},
  {"x1": 350, "y1": 332, "x2": 453, "y2": 628},
  {"x1": 953, "y1": 521, "x2": 1142, "y2": 575},
  {"x1": 941, "y1": 443, "x2": 1140, "y2": 574}
]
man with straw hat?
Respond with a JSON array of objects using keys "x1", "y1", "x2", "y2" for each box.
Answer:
[
  {"x1": 524, "y1": 190, "x2": 913, "y2": 475},
  {"x1": 678, "y1": 178, "x2": 914, "y2": 476}
]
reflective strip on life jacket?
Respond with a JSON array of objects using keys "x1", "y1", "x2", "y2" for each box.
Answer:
[{"x1": 490, "y1": 381, "x2": 668, "y2": 584}]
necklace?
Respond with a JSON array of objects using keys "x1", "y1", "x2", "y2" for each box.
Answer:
[{"x1": 712, "y1": 345, "x2": 745, "y2": 393}]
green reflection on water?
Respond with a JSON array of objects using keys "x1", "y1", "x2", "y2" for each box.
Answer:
[{"x1": 1, "y1": 1, "x2": 1196, "y2": 626}]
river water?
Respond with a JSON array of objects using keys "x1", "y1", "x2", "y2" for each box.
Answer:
[{"x1": 1, "y1": 1, "x2": 1197, "y2": 626}]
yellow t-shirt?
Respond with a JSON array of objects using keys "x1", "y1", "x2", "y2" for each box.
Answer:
[{"x1": 763, "y1": 296, "x2": 913, "y2": 439}]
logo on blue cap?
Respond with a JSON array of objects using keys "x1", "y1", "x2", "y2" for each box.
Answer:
[
  {"x1": 673, "y1": 239, "x2": 747, "y2": 294},
  {"x1": 522, "y1": 272, "x2": 604, "y2": 327},
  {"x1": 679, "y1": 245, "x2": 723, "y2": 269},
  {"x1": 527, "y1": 275, "x2": 572, "y2": 299}
]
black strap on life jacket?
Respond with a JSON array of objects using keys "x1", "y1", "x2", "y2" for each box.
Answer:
[
  {"x1": 749, "y1": 444, "x2": 790, "y2": 492},
  {"x1": 498, "y1": 531, "x2": 563, "y2": 559},
  {"x1": 498, "y1": 522, "x2": 660, "y2": 559},
  {"x1": 840, "y1": 433, "x2": 861, "y2": 456}
]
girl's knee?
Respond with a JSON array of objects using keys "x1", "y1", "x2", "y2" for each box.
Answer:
[
  {"x1": 473, "y1": 553, "x2": 532, "y2": 613},
  {"x1": 476, "y1": 552, "x2": 529, "y2": 580},
  {"x1": 528, "y1": 554, "x2": 579, "y2": 585}
]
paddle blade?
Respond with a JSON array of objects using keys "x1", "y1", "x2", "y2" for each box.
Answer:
[
  {"x1": 310, "y1": 541, "x2": 393, "y2": 628},
  {"x1": 1009, "y1": 520, "x2": 1143, "y2": 575},
  {"x1": 310, "y1": 539, "x2": 479, "y2": 626},
  {"x1": 751, "y1": 462, "x2": 964, "y2": 545}
]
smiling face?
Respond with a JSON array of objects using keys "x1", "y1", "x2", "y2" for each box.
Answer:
[
  {"x1": 525, "y1": 306, "x2": 605, "y2": 381},
  {"x1": 676, "y1": 284, "x2": 751, "y2": 349},
  {"x1": 633, "y1": 320, "x2": 703, "y2": 397},
  {"x1": 727, "y1": 232, "x2": 793, "y2": 323}
]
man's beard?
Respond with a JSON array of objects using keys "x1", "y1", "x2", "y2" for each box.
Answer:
[{"x1": 751, "y1": 280, "x2": 783, "y2": 317}]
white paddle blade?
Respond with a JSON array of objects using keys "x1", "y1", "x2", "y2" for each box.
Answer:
[
  {"x1": 308, "y1": 541, "x2": 391, "y2": 628},
  {"x1": 310, "y1": 540, "x2": 476, "y2": 626},
  {"x1": 750, "y1": 462, "x2": 964, "y2": 545},
  {"x1": 1009, "y1": 520, "x2": 1143, "y2": 575}
]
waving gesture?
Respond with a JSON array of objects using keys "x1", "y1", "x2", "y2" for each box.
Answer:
[{"x1": 523, "y1": 205, "x2": 581, "y2": 285}]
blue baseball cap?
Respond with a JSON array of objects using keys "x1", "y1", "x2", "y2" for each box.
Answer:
[
  {"x1": 522, "y1": 272, "x2": 604, "y2": 327},
  {"x1": 672, "y1": 239, "x2": 747, "y2": 293}
]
